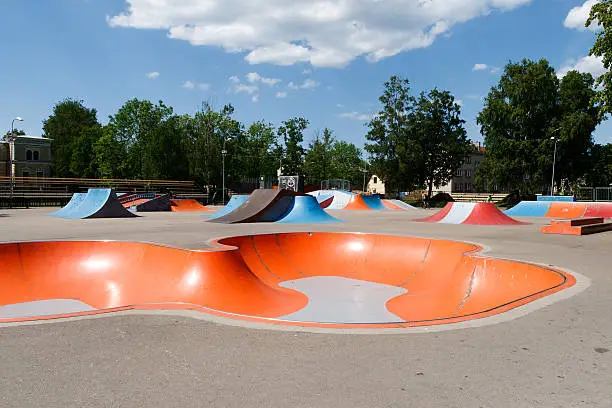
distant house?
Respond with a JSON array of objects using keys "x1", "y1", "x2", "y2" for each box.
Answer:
[
  {"x1": 366, "y1": 174, "x2": 385, "y2": 195},
  {"x1": 437, "y1": 142, "x2": 485, "y2": 194},
  {"x1": 0, "y1": 135, "x2": 53, "y2": 178}
]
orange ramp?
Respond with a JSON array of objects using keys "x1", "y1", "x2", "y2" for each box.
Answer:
[
  {"x1": 342, "y1": 195, "x2": 372, "y2": 210},
  {"x1": 170, "y1": 199, "x2": 213, "y2": 212},
  {"x1": 544, "y1": 202, "x2": 587, "y2": 218},
  {"x1": 0, "y1": 233, "x2": 575, "y2": 328}
]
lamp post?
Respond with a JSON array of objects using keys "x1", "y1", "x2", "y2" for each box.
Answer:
[
  {"x1": 549, "y1": 127, "x2": 561, "y2": 196},
  {"x1": 7, "y1": 117, "x2": 24, "y2": 208},
  {"x1": 550, "y1": 136, "x2": 558, "y2": 196},
  {"x1": 221, "y1": 141, "x2": 227, "y2": 206},
  {"x1": 360, "y1": 167, "x2": 367, "y2": 193}
]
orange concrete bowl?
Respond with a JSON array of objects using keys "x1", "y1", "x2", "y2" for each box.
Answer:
[{"x1": 0, "y1": 233, "x2": 577, "y2": 329}]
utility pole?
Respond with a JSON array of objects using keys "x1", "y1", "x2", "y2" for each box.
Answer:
[{"x1": 8, "y1": 117, "x2": 24, "y2": 209}]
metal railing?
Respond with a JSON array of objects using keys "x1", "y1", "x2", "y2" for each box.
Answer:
[{"x1": 576, "y1": 187, "x2": 612, "y2": 202}]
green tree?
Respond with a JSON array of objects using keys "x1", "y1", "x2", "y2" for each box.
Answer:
[
  {"x1": 70, "y1": 124, "x2": 103, "y2": 178},
  {"x1": 329, "y1": 140, "x2": 364, "y2": 187},
  {"x1": 142, "y1": 115, "x2": 190, "y2": 180},
  {"x1": 3, "y1": 129, "x2": 25, "y2": 138},
  {"x1": 587, "y1": 1, "x2": 612, "y2": 117},
  {"x1": 365, "y1": 76, "x2": 416, "y2": 192},
  {"x1": 304, "y1": 128, "x2": 336, "y2": 185},
  {"x1": 584, "y1": 143, "x2": 612, "y2": 186},
  {"x1": 477, "y1": 59, "x2": 600, "y2": 194},
  {"x1": 185, "y1": 102, "x2": 241, "y2": 189},
  {"x1": 413, "y1": 89, "x2": 470, "y2": 197},
  {"x1": 232, "y1": 120, "x2": 279, "y2": 179},
  {"x1": 43, "y1": 99, "x2": 100, "y2": 177},
  {"x1": 278, "y1": 117, "x2": 309, "y2": 175},
  {"x1": 93, "y1": 127, "x2": 128, "y2": 179},
  {"x1": 107, "y1": 98, "x2": 173, "y2": 178}
]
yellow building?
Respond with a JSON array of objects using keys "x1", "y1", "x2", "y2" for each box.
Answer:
[{"x1": 1, "y1": 135, "x2": 53, "y2": 177}]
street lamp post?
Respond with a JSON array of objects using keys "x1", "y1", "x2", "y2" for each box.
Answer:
[
  {"x1": 550, "y1": 136, "x2": 558, "y2": 196},
  {"x1": 7, "y1": 117, "x2": 24, "y2": 209},
  {"x1": 360, "y1": 167, "x2": 367, "y2": 193}
]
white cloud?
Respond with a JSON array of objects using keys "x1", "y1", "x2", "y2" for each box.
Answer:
[
  {"x1": 252, "y1": 94, "x2": 259, "y2": 103},
  {"x1": 182, "y1": 80, "x2": 210, "y2": 90},
  {"x1": 276, "y1": 91, "x2": 288, "y2": 98},
  {"x1": 473, "y1": 63, "x2": 500, "y2": 73},
  {"x1": 108, "y1": 0, "x2": 533, "y2": 68},
  {"x1": 302, "y1": 69, "x2": 312, "y2": 74},
  {"x1": 246, "y1": 72, "x2": 281, "y2": 86},
  {"x1": 146, "y1": 71, "x2": 160, "y2": 79},
  {"x1": 456, "y1": 99, "x2": 464, "y2": 106},
  {"x1": 564, "y1": 0, "x2": 600, "y2": 31},
  {"x1": 228, "y1": 75, "x2": 260, "y2": 102},
  {"x1": 557, "y1": 55, "x2": 606, "y2": 79},
  {"x1": 288, "y1": 78, "x2": 320, "y2": 90},
  {"x1": 338, "y1": 111, "x2": 376, "y2": 121}
]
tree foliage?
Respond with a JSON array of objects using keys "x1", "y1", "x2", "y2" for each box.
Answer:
[
  {"x1": 366, "y1": 76, "x2": 469, "y2": 196},
  {"x1": 476, "y1": 58, "x2": 600, "y2": 194},
  {"x1": 278, "y1": 117, "x2": 309, "y2": 175},
  {"x1": 587, "y1": 0, "x2": 612, "y2": 117},
  {"x1": 43, "y1": 99, "x2": 101, "y2": 177}
]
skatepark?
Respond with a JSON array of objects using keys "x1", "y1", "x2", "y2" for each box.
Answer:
[{"x1": 1, "y1": 192, "x2": 611, "y2": 408}]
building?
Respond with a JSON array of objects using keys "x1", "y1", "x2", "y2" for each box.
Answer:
[
  {"x1": 437, "y1": 142, "x2": 485, "y2": 194},
  {"x1": 366, "y1": 174, "x2": 385, "y2": 195},
  {"x1": 0, "y1": 135, "x2": 53, "y2": 178}
]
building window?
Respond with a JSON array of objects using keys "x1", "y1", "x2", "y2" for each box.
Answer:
[
  {"x1": 373, "y1": 188, "x2": 377, "y2": 193},
  {"x1": 36, "y1": 168, "x2": 44, "y2": 178},
  {"x1": 373, "y1": 176, "x2": 378, "y2": 184},
  {"x1": 465, "y1": 170, "x2": 471, "y2": 177},
  {"x1": 26, "y1": 150, "x2": 32, "y2": 161},
  {"x1": 466, "y1": 156, "x2": 472, "y2": 164},
  {"x1": 455, "y1": 169, "x2": 462, "y2": 177},
  {"x1": 33, "y1": 151, "x2": 40, "y2": 161}
]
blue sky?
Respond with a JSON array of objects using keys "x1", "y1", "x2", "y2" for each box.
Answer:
[{"x1": 1, "y1": 0, "x2": 610, "y2": 152}]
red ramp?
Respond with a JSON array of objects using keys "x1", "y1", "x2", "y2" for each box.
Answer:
[{"x1": 417, "y1": 203, "x2": 527, "y2": 225}]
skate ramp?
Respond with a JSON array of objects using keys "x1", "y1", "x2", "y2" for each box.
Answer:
[
  {"x1": 47, "y1": 193, "x2": 87, "y2": 217},
  {"x1": 361, "y1": 195, "x2": 387, "y2": 210},
  {"x1": 49, "y1": 189, "x2": 137, "y2": 219},
  {"x1": 308, "y1": 190, "x2": 354, "y2": 209},
  {"x1": 170, "y1": 199, "x2": 212, "y2": 212},
  {"x1": 504, "y1": 201, "x2": 552, "y2": 217},
  {"x1": 343, "y1": 195, "x2": 372, "y2": 210},
  {"x1": 584, "y1": 202, "x2": 612, "y2": 218},
  {"x1": 0, "y1": 233, "x2": 576, "y2": 328},
  {"x1": 209, "y1": 189, "x2": 295, "y2": 224},
  {"x1": 134, "y1": 194, "x2": 172, "y2": 212},
  {"x1": 384, "y1": 199, "x2": 416, "y2": 210},
  {"x1": 208, "y1": 195, "x2": 249, "y2": 219},
  {"x1": 544, "y1": 202, "x2": 587, "y2": 218},
  {"x1": 418, "y1": 203, "x2": 526, "y2": 225},
  {"x1": 277, "y1": 196, "x2": 342, "y2": 224}
]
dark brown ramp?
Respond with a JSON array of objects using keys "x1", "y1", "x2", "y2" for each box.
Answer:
[
  {"x1": 135, "y1": 194, "x2": 172, "y2": 212},
  {"x1": 209, "y1": 189, "x2": 295, "y2": 224}
]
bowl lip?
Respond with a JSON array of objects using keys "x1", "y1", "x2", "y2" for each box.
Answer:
[{"x1": 0, "y1": 231, "x2": 584, "y2": 331}]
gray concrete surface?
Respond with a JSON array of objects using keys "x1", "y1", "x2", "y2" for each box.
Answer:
[{"x1": 0, "y1": 207, "x2": 611, "y2": 407}]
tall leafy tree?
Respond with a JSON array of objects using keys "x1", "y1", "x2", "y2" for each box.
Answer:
[
  {"x1": 93, "y1": 127, "x2": 128, "y2": 179},
  {"x1": 412, "y1": 89, "x2": 470, "y2": 197},
  {"x1": 234, "y1": 120, "x2": 279, "y2": 179},
  {"x1": 477, "y1": 58, "x2": 600, "y2": 194},
  {"x1": 278, "y1": 117, "x2": 308, "y2": 175},
  {"x1": 304, "y1": 128, "x2": 336, "y2": 185},
  {"x1": 43, "y1": 99, "x2": 100, "y2": 177},
  {"x1": 142, "y1": 115, "x2": 190, "y2": 180},
  {"x1": 587, "y1": 1, "x2": 612, "y2": 117},
  {"x1": 107, "y1": 99, "x2": 173, "y2": 178},
  {"x1": 70, "y1": 124, "x2": 103, "y2": 178},
  {"x1": 365, "y1": 76, "x2": 415, "y2": 192},
  {"x1": 584, "y1": 143, "x2": 612, "y2": 186},
  {"x1": 329, "y1": 140, "x2": 365, "y2": 187}
]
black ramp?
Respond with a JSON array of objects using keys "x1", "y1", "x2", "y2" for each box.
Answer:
[
  {"x1": 135, "y1": 194, "x2": 172, "y2": 212},
  {"x1": 209, "y1": 189, "x2": 295, "y2": 224}
]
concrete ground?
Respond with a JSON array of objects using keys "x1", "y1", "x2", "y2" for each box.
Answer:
[{"x1": 0, "y1": 207, "x2": 611, "y2": 407}]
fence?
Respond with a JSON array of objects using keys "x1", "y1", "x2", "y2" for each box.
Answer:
[
  {"x1": 0, "y1": 176, "x2": 207, "y2": 208},
  {"x1": 576, "y1": 187, "x2": 612, "y2": 202}
]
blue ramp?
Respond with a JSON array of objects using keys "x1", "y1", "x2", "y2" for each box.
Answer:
[
  {"x1": 207, "y1": 195, "x2": 249, "y2": 219},
  {"x1": 361, "y1": 194, "x2": 387, "y2": 210},
  {"x1": 53, "y1": 189, "x2": 137, "y2": 219},
  {"x1": 278, "y1": 196, "x2": 342, "y2": 224},
  {"x1": 47, "y1": 193, "x2": 87, "y2": 217},
  {"x1": 504, "y1": 201, "x2": 552, "y2": 217}
]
